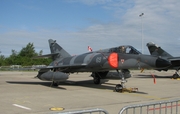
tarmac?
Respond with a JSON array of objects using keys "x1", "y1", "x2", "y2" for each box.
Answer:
[{"x1": 0, "y1": 70, "x2": 180, "y2": 114}]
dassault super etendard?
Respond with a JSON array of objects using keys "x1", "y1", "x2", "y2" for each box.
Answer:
[{"x1": 35, "y1": 39, "x2": 171, "y2": 92}]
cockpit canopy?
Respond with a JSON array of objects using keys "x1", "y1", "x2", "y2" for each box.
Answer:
[
  {"x1": 95, "y1": 45, "x2": 141, "y2": 55},
  {"x1": 110, "y1": 46, "x2": 141, "y2": 54}
]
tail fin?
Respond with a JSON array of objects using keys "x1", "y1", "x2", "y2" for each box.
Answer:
[
  {"x1": 146, "y1": 42, "x2": 173, "y2": 58},
  {"x1": 48, "y1": 39, "x2": 71, "y2": 60}
]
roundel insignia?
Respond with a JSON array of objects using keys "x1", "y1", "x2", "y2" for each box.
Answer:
[
  {"x1": 108, "y1": 52, "x2": 118, "y2": 68},
  {"x1": 121, "y1": 59, "x2": 124, "y2": 64}
]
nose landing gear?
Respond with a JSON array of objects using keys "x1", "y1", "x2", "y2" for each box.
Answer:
[
  {"x1": 115, "y1": 69, "x2": 138, "y2": 93},
  {"x1": 172, "y1": 70, "x2": 180, "y2": 79},
  {"x1": 114, "y1": 69, "x2": 127, "y2": 92}
]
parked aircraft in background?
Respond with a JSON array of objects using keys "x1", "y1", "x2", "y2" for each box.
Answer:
[
  {"x1": 35, "y1": 39, "x2": 171, "y2": 92},
  {"x1": 147, "y1": 42, "x2": 180, "y2": 78}
]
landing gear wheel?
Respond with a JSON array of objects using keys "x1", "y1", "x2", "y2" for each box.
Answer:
[
  {"x1": 115, "y1": 84, "x2": 123, "y2": 92},
  {"x1": 173, "y1": 74, "x2": 179, "y2": 79},
  {"x1": 93, "y1": 76, "x2": 100, "y2": 84},
  {"x1": 52, "y1": 81, "x2": 58, "y2": 86}
]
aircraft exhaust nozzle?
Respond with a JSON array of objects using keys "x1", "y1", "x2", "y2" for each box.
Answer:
[
  {"x1": 38, "y1": 71, "x2": 69, "y2": 81},
  {"x1": 156, "y1": 58, "x2": 171, "y2": 68}
]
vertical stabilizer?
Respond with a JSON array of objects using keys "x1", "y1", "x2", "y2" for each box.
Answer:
[
  {"x1": 48, "y1": 39, "x2": 71, "y2": 60},
  {"x1": 146, "y1": 42, "x2": 173, "y2": 58}
]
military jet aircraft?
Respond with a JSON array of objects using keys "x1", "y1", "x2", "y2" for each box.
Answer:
[
  {"x1": 35, "y1": 39, "x2": 171, "y2": 92},
  {"x1": 147, "y1": 42, "x2": 180, "y2": 79}
]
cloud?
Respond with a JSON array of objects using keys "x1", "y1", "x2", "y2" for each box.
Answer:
[
  {"x1": 109, "y1": 0, "x2": 180, "y2": 55},
  {"x1": 1, "y1": 0, "x2": 180, "y2": 57},
  {"x1": 69, "y1": 0, "x2": 180, "y2": 56}
]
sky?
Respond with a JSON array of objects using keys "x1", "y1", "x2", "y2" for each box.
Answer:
[{"x1": 1, "y1": 0, "x2": 180, "y2": 57}]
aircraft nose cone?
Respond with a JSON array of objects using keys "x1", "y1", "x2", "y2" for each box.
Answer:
[{"x1": 156, "y1": 58, "x2": 171, "y2": 68}]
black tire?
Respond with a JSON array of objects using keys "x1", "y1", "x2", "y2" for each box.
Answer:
[
  {"x1": 93, "y1": 76, "x2": 100, "y2": 84},
  {"x1": 115, "y1": 84, "x2": 123, "y2": 92},
  {"x1": 173, "y1": 74, "x2": 179, "y2": 79},
  {"x1": 52, "y1": 81, "x2": 58, "y2": 86}
]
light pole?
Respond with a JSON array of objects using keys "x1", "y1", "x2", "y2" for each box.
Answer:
[{"x1": 139, "y1": 13, "x2": 144, "y2": 54}]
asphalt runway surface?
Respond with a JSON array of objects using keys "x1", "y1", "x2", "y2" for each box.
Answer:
[{"x1": 0, "y1": 70, "x2": 180, "y2": 114}]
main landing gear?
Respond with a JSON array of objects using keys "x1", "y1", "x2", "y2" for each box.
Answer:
[
  {"x1": 51, "y1": 81, "x2": 59, "y2": 87},
  {"x1": 93, "y1": 75, "x2": 100, "y2": 84},
  {"x1": 92, "y1": 72, "x2": 109, "y2": 84},
  {"x1": 173, "y1": 70, "x2": 180, "y2": 79}
]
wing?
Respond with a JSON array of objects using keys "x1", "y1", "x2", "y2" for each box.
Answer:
[
  {"x1": 168, "y1": 57, "x2": 180, "y2": 61},
  {"x1": 35, "y1": 63, "x2": 87, "y2": 70},
  {"x1": 168, "y1": 57, "x2": 180, "y2": 67},
  {"x1": 32, "y1": 53, "x2": 59, "y2": 59}
]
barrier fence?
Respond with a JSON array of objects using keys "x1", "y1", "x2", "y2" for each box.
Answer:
[
  {"x1": 53, "y1": 99, "x2": 180, "y2": 114},
  {"x1": 119, "y1": 98, "x2": 180, "y2": 114}
]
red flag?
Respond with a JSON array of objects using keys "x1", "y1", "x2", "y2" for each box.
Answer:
[{"x1": 88, "y1": 46, "x2": 92, "y2": 52}]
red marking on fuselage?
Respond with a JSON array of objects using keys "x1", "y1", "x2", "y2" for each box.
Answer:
[{"x1": 108, "y1": 53, "x2": 118, "y2": 68}]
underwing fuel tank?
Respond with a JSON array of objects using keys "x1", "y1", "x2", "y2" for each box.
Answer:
[{"x1": 37, "y1": 71, "x2": 69, "y2": 81}]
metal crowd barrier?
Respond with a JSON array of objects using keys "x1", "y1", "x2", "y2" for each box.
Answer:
[
  {"x1": 119, "y1": 98, "x2": 180, "y2": 114},
  {"x1": 54, "y1": 108, "x2": 109, "y2": 114}
]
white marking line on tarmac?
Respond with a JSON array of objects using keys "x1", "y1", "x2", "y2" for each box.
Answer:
[{"x1": 13, "y1": 104, "x2": 31, "y2": 110}]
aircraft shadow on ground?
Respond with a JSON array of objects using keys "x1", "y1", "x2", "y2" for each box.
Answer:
[
  {"x1": 61, "y1": 79, "x2": 116, "y2": 90},
  {"x1": 135, "y1": 74, "x2": 173, "y2": 79},
  {"x1": 6, "y1": 80, "x2": 148, "y2": 94},
  {"x1": 6, "y1": 79, "x2": 115, "y2": 91},
  {"x1": 134, "y1": 91, "x2": 148, "y2": 94},
  {"x1": 64, "y1": 80, "x2": 148, "y2": 95},
  {"x1": 6, "y1": 81, "x2": 66, "y2": 90},
  {"x1": 6, "y1": 79, "x2": 148, "y2": 94}
]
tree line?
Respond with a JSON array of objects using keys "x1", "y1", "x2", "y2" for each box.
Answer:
[{"x1": 0, "y1": 43, "x2": 52, "y2": 66}]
